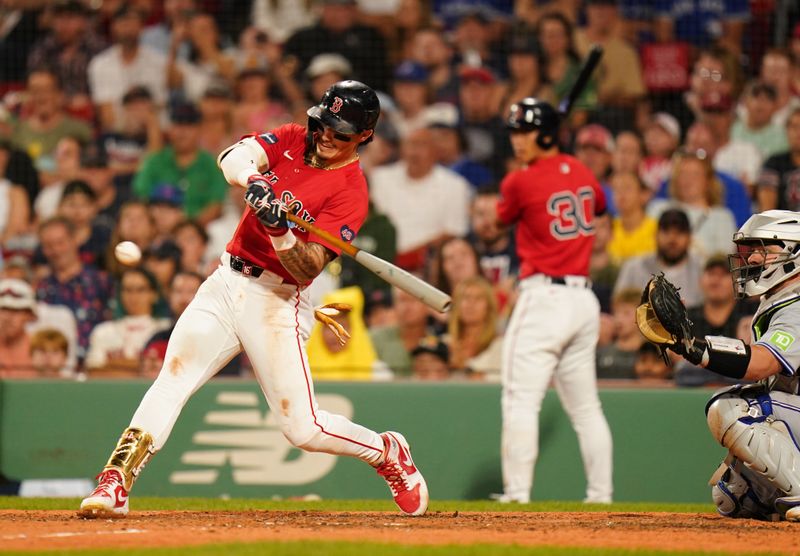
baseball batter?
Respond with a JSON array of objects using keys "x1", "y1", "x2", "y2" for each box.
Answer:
[
  {"x1": 78, "y1": 81, "x2": 428, "y2": 518},
  {"x1": 644, "y1": 210, "x2": 800, "y2": 521},
  {"x1": 495, "y1": 98, "x2": 613, "y2": 504}
]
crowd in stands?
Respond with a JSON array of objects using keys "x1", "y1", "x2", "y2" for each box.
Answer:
[{"x1": 1, "y1": 0, "x2": 799, "y2": 386}]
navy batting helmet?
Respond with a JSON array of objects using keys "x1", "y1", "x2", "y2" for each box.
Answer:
[
  {"x1": 506, "y1": 98, "x2": 560, "y2": 149},
  {"x1": 307, "y1": 80, "x2": 380, "y2": 144}
]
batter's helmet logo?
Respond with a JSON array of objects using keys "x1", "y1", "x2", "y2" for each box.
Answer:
[
  {"x1": 340, "y1": 225, "x2": 355, "y2": 242},
  {"x1": 330, "y1": 96, "x2": 344, "y2": 114}
]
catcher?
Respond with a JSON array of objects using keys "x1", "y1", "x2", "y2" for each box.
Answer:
[{"x1": 637, "y1": 210, "x2": 800, "y2": 521}]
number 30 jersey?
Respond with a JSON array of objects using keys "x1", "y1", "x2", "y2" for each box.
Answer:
[{"x1": 497, "y1": 154, "x2": 606, "y2": 279}]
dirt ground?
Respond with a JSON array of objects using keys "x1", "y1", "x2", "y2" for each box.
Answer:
[{"x1": 1, "y1": 509, "x2": 799, "y2": 553}]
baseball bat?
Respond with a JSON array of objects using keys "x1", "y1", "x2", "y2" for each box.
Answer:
[
  {"x1": 285, "y1": 213, "x2": 452, "y2": 313},
  {"x1": 558, "y1": 44, "x2": 603, "y2": 118}
]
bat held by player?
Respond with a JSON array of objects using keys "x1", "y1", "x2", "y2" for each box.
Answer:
[{"x1": 284, "y1": 212, "x2": 452, "y2": 313}]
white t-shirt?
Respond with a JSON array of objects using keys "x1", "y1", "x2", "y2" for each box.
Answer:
[
  {"x1": 88, "y1": 45, "x2": 168, "y2": 107},
  {"x1": 85, "y1": 315, "x2": 171, "y2": 370},
  {"x1": 714, "y1": 140, "x2": 763, "y2": 186},
  {"x1": 369, "y1": 162, "x2": 471, "y2": 253}
]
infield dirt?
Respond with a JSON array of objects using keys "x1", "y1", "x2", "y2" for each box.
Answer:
[{"x1": 2, "y1": 509, "x2": 799, "y2": 553}]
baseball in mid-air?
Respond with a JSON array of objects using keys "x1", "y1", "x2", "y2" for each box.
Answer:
[{"x1": 114, "y1": 241, "x2": 142, "y2": 265}]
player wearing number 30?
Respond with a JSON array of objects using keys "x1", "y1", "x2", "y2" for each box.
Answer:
[{"x1": 494, "y1": 98, "x2": 613, "y2": 504}]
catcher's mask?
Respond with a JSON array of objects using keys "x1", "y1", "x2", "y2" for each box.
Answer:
[{"x1": 728, "y1": 210, "x2": 800, "y2": 298}]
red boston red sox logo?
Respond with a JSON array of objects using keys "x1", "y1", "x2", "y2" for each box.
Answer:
[{"x1": 330, "y1": 96, "x2": 343, "y2": 113}]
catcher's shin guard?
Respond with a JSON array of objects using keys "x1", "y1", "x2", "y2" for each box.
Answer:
[
  {"x1": 706, "y1": 394, "x2": 800, "y2": 496},
  {"x1": 103, "y1": 427, "x2": 156, "y2": 491}
]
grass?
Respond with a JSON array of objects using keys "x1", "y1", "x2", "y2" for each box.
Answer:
[{"x1": 0, "y1": 496, "x2": 715, "y2": 514}]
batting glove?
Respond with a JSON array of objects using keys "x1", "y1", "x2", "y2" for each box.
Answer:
[{"x1": 244, "y1": 176, "x2": 289, "y2": 235}]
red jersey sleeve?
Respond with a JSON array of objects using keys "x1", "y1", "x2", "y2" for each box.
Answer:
[
  {"x1": 306, "y1": 165, "x2": 369, "y2": 256},
  {"x1": 497, "y1": 171, "x2": 521, "y2": 225},
  {"x1": 250, "y1": 123, "x2": 306, "y2": 168}
]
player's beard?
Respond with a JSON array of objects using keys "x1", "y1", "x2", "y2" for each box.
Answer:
[{"x1": 657, "y1": 245, "x2": 688, "y2": 266}]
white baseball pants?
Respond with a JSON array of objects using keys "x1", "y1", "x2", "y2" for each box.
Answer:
[
  {"x1": 501, "y1": 275, "x2": 613, "y2": 503},
  {"x1": 129, "y1": 253, "x2": 385, "y2": 465}
]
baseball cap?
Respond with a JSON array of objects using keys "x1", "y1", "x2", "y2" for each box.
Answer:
[
  {"x1": 0, "y1": 279, "x2": 36, "y2": 313},
  {"x1": 149, "y1": 183, "x2": 184, "y2": 207},
  {"x1": 364, "y1": 288, "x2": 393, "y2": 316},
  {"x1": 649, "y1": 112, "x2": 681, "y2": 142},
  {"x1": 576, "y1": 124, "x2": 614, "y2": 152},
  {"x1": 170, "y1": 102, "x2": 201, "y2": 125},
  {"x1": 306, "y1": 54, "x2": 353, "y2": 80},
  {"x1": 394, "y1": 60, "x2": 428, "y2": 83},
  {"x1": 657, "y1": 208, "x2": 691, "y2": 233},
  {"x1": 704, "y1": 253, "x2": 729, "y2": 272},
  {"x1": 122, "y1": 86, "x2": 153, "y2": 105},
  {"x1": 459, "y1": 66, "x2": 495, "y2": 85},
  {"x1": 145, "y1": 240, "x2": 182, "y2": 264},
  {"x1": 411, "y1": 335, "x2": 449, "y2": 364}
]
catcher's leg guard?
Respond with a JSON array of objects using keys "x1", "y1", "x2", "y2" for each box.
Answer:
[
  {"x1": 706, "y1": 391, "x2": 800, "y2": 497},
  {"x1": 710, "y1": 455, "x2": 782, "y2": 520}
]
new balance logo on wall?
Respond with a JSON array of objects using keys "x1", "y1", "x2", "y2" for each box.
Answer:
[{"x1": 170, "y1": 391, "x2": 354, "y2": 485}]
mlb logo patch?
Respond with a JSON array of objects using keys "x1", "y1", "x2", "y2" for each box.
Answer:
[
  {"x1": 259, "y1": 133, "x2": 279, "y2": 144},
  {"x1": 340, "y1": 225, "x2": 355, "y2": 242}
]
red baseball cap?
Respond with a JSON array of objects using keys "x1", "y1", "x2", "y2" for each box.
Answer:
[
  {"x1": 459, "y1": 66, "x2": 495, "y2": 85},
  {"x1": 576, "y1": 124, "x2": 614, "y2": 152}
]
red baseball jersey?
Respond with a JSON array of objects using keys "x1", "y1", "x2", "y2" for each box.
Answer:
[
  {"x1": 226, "y1": 123, "x2": 369, "y2": 285},
  {"x1": 497, "y1": 153, "x2": 606, "y2": 279}
]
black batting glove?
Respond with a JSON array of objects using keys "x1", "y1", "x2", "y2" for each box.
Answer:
[
  {"x1": 244, "y1": 175, "x2": 274, "y2": 211},
  {"x1": 244, "y1": 176, "x2": 289, "y2": 235}
]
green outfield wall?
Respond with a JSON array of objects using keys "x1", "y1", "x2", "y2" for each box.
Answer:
[{"x1": 0, "y1": 379, "x2": 725, "y2": 502}]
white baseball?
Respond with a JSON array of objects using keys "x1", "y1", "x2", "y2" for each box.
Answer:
[{"x1": 115, "y1": 241, "x2": 142, "y2": 265}]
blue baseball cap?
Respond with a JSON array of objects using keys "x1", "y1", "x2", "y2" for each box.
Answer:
[
  {"x1": 149, "y1": 183, "x2": 184, "y2": 207},
  {"x1": 394, "y1": 60, "x2": 428, "y2": 83}
]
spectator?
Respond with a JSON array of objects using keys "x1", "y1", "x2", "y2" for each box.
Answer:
[
  {"x1": 757, "y1": 49, "x2": 800, "y2": 128},
  {"x1": 55, "y1": 180, "x2": 112, "y2": 268},
  {"x1": 614, "y1": 208, "x2": 704, "y2": 307},
  {"x1": 169, "y1": 12, "x2": 236, "y2": 103},
  {"x1": 85, "y1": 267, "x2": 170, "y2": 376},
  {"x1": 133, "y1": 103, "x2": 228, "y2": 226},
  {"x1": 97, "y1": 85, "x2": 164, "y2": 184},
  {"x1": 173, "y1": 220, "x2": 209, "y2": 274},
  {"x1": 466, "y1": 187, "x2": 518, "y2": 300},
  {"x1": 574, "y1": 0, "x2": 645, "y2": 113},
  {"x1": 574, "y1": 124, "x2": 614, "y2": 214},
  {"x1": 283, "y1": 0, "x2": 390, "y2": 92},
  {"x1": 304, "y1": 54, "x2": 354, "y2": 110},
  {"x1": 611, "y1": 130, "x2": 644, "y2": 178},
  {"x1": 306, "y1": 286, "x2": 389, "y2": 381},
  {"x1": 0, "y1": 279, "x2": 37, "y2": 377},
  {"x1": 363, "y1": 288, "x2": 396, "y2": 330},
  {"x1": 680, "y1": 121, "x2": 752, "y2": 225},
  {"x1": 0, "y1": 161, "x2": 30, "y2": 251},
  {"x1": 410, "y1": 335, "x2": 451, "y2": 381},
  {"x1": 106, "y1": 201, "x2": 155, "y2": 277},
  {"x1": 141, "y1": 0, "x2": 197, "y2": 56},
  {"x1": 433, "y1": 236, "x2": 482, "y2": 296},
  {"x1": 407, "y1": 27, "x2": 458, "y2": 104},
  {"x1": 248, "y1": 1, "x2": 316, "y2": 45},
  {"x1": 607, "y1": 172, "x2": 656, "y2": 265},
  {"x1": 458, "y1": 65, "x2": 513, "y2": 181},
  {"x1": 641, "y1": 112, "x2": 680, "y2": 193},
  {"x1": 496, "y1": 31, "x2": 554, "y2": 120},
  {"x1": 653, "y1": 0, "x2": 749, "y2": 53},
  {"x1": 674, "y1": 254, "x2": 750, "y2": 387},
  {"x1": 391, "y1": 60, "x2": 434, "y2": 138},
  {"x1": 35, "y1": 217, "x2": 113, "y2": 359},
  {"x1": 29, "y1": 328, "x2": 71, "y2": 378},
  {"x1": 142, "y1": 241, "x2": 182, "y2": 296},
  {"x1": 369, "y1": 127, "x2": 471, "y2": 271},
  {"x1": 758, "y1": 107, "x2": 800, "y2": 212},
  {"x1": 589, "y1": 213, "x2": 618, "y2": 315},
  {"x1": 649, "y1": 150, "x2": 736, "y2": 261},
  {"x1": 141, "y1": 270, "x2": 205, "y2": 377},
  {"x1": 633, "y1": 342, "x2": 672, "y2": 382},
  {"x1": 449, "y1": 9, "x2": 503, "y2": 75},
  {"x1": 26, "y1": 1, "x2": 105, "y2": 118},
  {"x1": 446, "y1": 275, "x2": 502, "y2": 380},
  {"x1": 370, "y1": 287, "x2": 435, "y2": 377},
  {"x1": 427, "y1": 119, "x2": 493, "y2": 189},
  {"x1": 231, "y1": 68, "x2": 291, "y2": 139},
  {"x1": 80, "y1": 143, "x2": 131, "y2": 231},
  {"x1": 731, "y1": 81, "x2": 789, "y2": 160},
  {"x1": 88, "y1": 6, "x2": 168, "y2": 132},
  {"x1": 9, "y1": 70, "x2": 92, "y2": 176},
  {"x1": 537, "y1": 12, "x2": 597, "y2": 127},
  {"x1": 197, "y1": 86, "x2": 237, "y2": 160},
  {"x1": 596, "y1": 288, "x2": 643, "y2": 380},
  {"x1": 34, "y1": 136, "x2": 82, "y2": 222},
  {"x1": 148, "y1": 184, "x2": 186, "y2": 246},
  {"x1": 681, "y1": 47, "x2": 742, "y2": 130},
  {"x1": 0, "y1": 2, "x2": 39, "y2": 85}
]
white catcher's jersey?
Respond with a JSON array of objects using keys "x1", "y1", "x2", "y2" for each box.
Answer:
[{"x1": 751, "y1": 282, "x2": 800, "y2": 393}]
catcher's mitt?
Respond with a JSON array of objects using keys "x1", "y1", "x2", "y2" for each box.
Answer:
[{"x1": 636, "y1": 273, "x2": 694, "y2": 359}]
